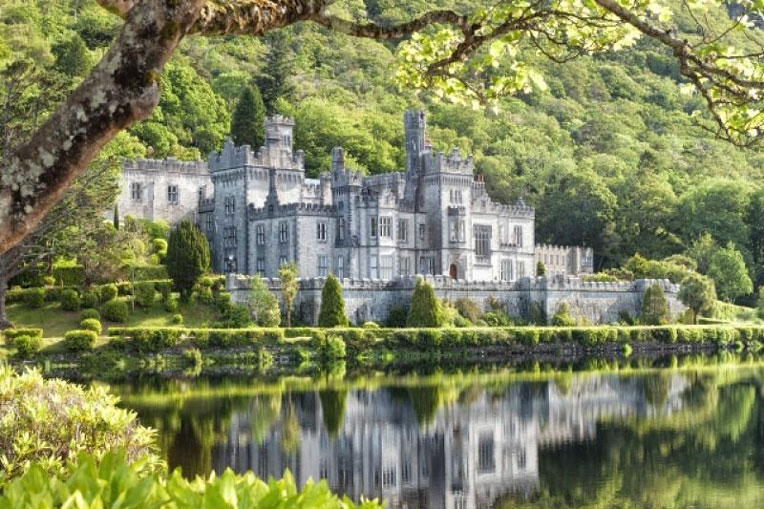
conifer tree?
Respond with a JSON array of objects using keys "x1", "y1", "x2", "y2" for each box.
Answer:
[
  {"x1": 53, "y1": 35, "x2": 93, "y2": 77},
  {"x1": 641, "y1": 283, "x2": 669, "y2": 325},
  {"x1": 256, "y1": 31, "x2": 294, "y2": 114},
  {"x1": 407, "y1": 277, "x2": 442, "y2": 327},
  {"x1": 165, "y1": 220, "x2": 210, "y2": 301},
  {"x1": 536, "y1": 260, "x2": 546, "y2": 276},
  {"x1": 318, "y1": 274, "x2": 348, "y2": 327},
  {"x1": 230, "y1": 85, "x2": 265, "y2": 149}
]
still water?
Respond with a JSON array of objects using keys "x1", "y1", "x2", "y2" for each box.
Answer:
[{"x1": 106, "y1": 361, "x2": 764, "y2": 509}]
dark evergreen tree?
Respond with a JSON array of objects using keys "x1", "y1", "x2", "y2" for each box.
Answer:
[
  {"x1": 536, "y1": 260, "x2": 546, "y2": 276},
  {"x1": 641, "y1": 283, "x2": 669, "y2": 325},
  {"x1": 113, "y1": 204, "x2": 119, "y2": 230},
  {"x1": 230, "y1": 85, "x2": 265, "y2": 149},
  {"x1": 256, "y1": 31, "x2": 294, "y2": 114},
  {"x1": 318, "y1": 274, "x2": 348, "y2": 327},
  {"x1": 407, "y1": 277, "x2": 442, "y2": 327},
  {"x1": 52, "y1": 35, "x2": 92, "y2": 77},
  {"x1": 165, "y1": 220, "x2": 210, "y2": 301}
]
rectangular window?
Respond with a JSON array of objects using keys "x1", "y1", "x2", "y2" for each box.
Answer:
[
  {"x1": 419, "y1": 256, "x2": 433, "y2": 275},
  {"x1": 379, "y1": 217, "x2": 392, "y2": 237},
  {"x1": 130, "y1": 182, "x2": 142, "y2": 201},
  {"x1": 382, "y1": 466, "x2": 396, "y2": 488},
  {"x1": 397, "y1": 219, "x2": 408, "y2": 242},
  {"x1": 501, "y1": 259, "x2": 513, "y2": 282},
  {"x1": 205, "y1": 215, "x2": 213, "y2": 232},
  {"x1": 399, "y1": 256, "x2": 411, "y2": 276},
  {"x1": 338, "y1": 217, "x2": 345, "y2": 241},
  {"x1": 317, "y1": 221, "x2": 327, "y2": 242},
  {"x1": 513, "y1": 225, "x2": 523, "y2": 247},
  {"x1": 225, "y1": 227, "x2": 238, "y2": 248},
  {"x1": 336, "y1": 256, "x2": 344, "y2": 279},
  {"x1": 256, "y1": 258, "x2": 265, "y2": 276},
  {"x1": 167, "y1": 185, "x2": 178, "y2": 205},
  {"x1": 369, "y1": 256, "x2": 378, "y2": 279},
  {"x1": 256, "y1": 224, "x2": 265, "y2": 245},
  {"x1": 279, "y1": 256, "x2": 288, "y2": 267},
  {"x1": 418, "y1": 223, "x2": 426, "y2": 241},
  {"x1": 279, "y1": 222, "x2": 288, "y2": 243},
  {"x1": 380, "y1": 255, "x2": 393, "y2": 279},
  {"x1": 518, "y1": 261, "x2": 526, "y2": 278},
  {"x1": 318, "y1": 255, "x2": 328, "y2": 277},
  {"x1": 369, "y1": 216, "x2": 378, "y2": 239},
  {"x1": 449, "y1": 219, "x2": 466, "y2": 242},
  {"x1": 478, "y1": 434, "x2": 495, "y2": 473},
  {"x1": 474, "y1": 225, "x2": 492, "y2": 258},
  {"x1": 224, "y1": 195, "x2": 235, "y2": 215}
]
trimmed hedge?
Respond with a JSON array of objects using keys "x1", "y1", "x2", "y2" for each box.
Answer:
[
  {"x1": 63, "y1": 330, "x2": 97, "y2": 351},
  {"x1": 102, "y1": 299, "x2": 128, "y2": 323},
  {"x1": 23, "y1": 287, "x2": 45, "y2": 308},
  {"x1": 100, "y1": 284, "x2": 118, "y2": 302},
  {"x1": 52, "y1": 265, "x2": 84, "y2": 287},
  {"x1": 80, "y1": 318, "x2": 102, "y2": 334},
  {"x1": 105, "y1": 325, "x2": 764, "y2": 352},
  {"x1": 124, "y1": 264, "x2": 168, "y2": 281},
  {"x1": 2, "y1": 328, "x2": 43, "y2": 342},
  {"x1": 81, "y1": 308, "x2": 100, "y2": 321},
  {"x1": 134, "y1": 282, "x2": 156, "y2": 308},
  {"x1": 59, "y1": 289, "x2": 81, "y2": 311},
  {"x1": 13, "y1": 335, "x2": 42, "y2": 358}
]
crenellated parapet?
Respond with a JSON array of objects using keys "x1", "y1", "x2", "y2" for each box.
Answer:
[
  {"x1": 208, "y1": 137, "x2": 305, "y2": 172},
  {"x1": 248, "y1": 200, "x2": 333, "y2": 219},
  {"x1": 123, "y1": 157, "x2": 209, "y2": 175},
  {"x1": 423, "y1": 147, "x2": 474, "y2": 174}
]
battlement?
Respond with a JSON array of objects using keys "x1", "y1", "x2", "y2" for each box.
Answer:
[
  {"x1": 248, "y1": 200, "x2": 333, "y2": 219},
  {"x1": 424, "y1": 148, "x2": 474, "y2": 174},
  {"x1": 123, "y1": 157, "x2": 209, "y2": 175},
  {"x1": 208, "y1": 138, "x2": 304, "y2": 172}
]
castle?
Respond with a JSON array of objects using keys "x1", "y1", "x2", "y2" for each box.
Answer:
[{"x1": 118, "y1": 110, "x2": 593, "y2": 281}]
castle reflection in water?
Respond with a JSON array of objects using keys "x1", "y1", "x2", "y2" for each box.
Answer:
[{"x1": 207, "y1": 374, "x2": 689, "y2": 509}]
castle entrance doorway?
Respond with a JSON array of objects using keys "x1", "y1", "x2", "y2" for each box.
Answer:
[{"x1": 449, "y1": 264, "x2": 458, "y2": 280}]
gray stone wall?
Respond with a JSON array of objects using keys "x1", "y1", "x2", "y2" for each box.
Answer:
[{"x1": 227, "y1": 274, "x2": 684, "y2": 326}]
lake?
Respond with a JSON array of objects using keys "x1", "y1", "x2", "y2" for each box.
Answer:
[{"x1": 104, "y1": 357, "x2": 764, "y2": 508}]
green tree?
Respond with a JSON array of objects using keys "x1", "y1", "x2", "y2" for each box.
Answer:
[
  {"x1": 248, "y1": 275, "x2": 280, "y2": 326},
  {"x1": 536, "y1": 260, "x2": 546, "y2": 276},
  {"x1": 256, "y1": 31, "x2": 295, "y2": 114},
  {"x1": 279, "y1": 262, "x2": 298, "y2": 327},
  {"x1": 678, "y1": 273, "x2": 716, "y2": 324},
  {"x1": 686, "y1": 233, "x2": 719, "y2": 275},
  {"x1": 165, "y1": 220, "x2": 210, "y2": 301},
  {"x1": 551, "y1": 302, "x2": 576, "y2": 326},
  {"x1": 318, "y1": 274, "x2": 348, "y2": 327},
  {"x1": 407, "y1": 277, "x2": 442, "y2": 327},
  {"x1": 52, "y1": 34, "x2": 92, "y2": 77},
  {"x1": 746, "y1": 187, "x2": 764, "y2": 285},
  {"x1": 757, "y1": 287, "x2": 764, "y2": 319},
  {"x1": 640, "y1": 283, "x2": 669, "y2": 325},
  {"x1": 707, "y1": 243, "x2": 753, "y2": 302},
  {"x1": 230, "y1": 85, "x2": 265, "y2": 149},
  {"x1": 319, "y1": 388, "x2": 347, "y2": 438}
]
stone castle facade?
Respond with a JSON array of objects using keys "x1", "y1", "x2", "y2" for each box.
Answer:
[{"x1": 117, "y1": 110, "x2": 593, "y2": 282}]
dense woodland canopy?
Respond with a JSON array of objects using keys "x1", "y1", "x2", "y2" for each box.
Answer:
[{"x1": 1, "y1": 0, "x2": 763, "y2": 293}]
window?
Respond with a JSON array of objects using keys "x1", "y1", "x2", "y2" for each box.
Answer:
[
  {"x1": 279, "y1": 222, "x2": 288, "y2": 243},
  {"x1": 418, "y1": 223, "x2": 426, "y2": 241},
  {"x1": 380, "y1": 255, "x2": 393, "y2": 279},
  {"x1": 279, "y1": 256, "x2": 288, "y2": 267},
  {"x1": 399, "y1": 256, "x2": 411, "y2": 276},
  {"x1": 397, "y1": 219, "x2": 408, "y2": 242},
  {"x1": 167, "y1": 185, "x2": 179, "y2": 205},
  {"x1": 224, "y1": 227, "x2": 237, "y2": 248},
  {"x1": 369, "y1": 256, "x2": 378, "y2": 279},
  {"x1": 513, "y1": 225, "x2": 523, "y2": 247},
  {"x1": 205, "y1": 215, "x2": 213, "y2": 232},
  {"x1": 450, "y1": 189, "x2": 462, "y2": 204},
  {"x1": 478, "y1": 434, "x2": 495, "y2": 473},
  {"x1": 336, "y1": 256, "x2": 344, "y2": 279},
  {"x1": 130, "y1": 182, "x2": 142, "y2": 201},
  {"x1": 256, "y1": 224, "x2": 265, "y2": 245},
  {"x1": 379, "y1": 217, "x2": 391, "y2": 237},
  {"x1": 449, "y1": 219, "x2": 465, "y2": 242},
  {"x1": 517, "y1": 449, "x2": 527, "y2": 470},
  {"x1": 402, "y1": 462, "x2": 411, "y2": 484},
  {"x1": 501, "y1": 259, "x2": 514, "y2": 281},
  {"x1": 518, "y1": 261, "x2": 526, "y2": 278},
  {"x1": 318, "y1": 256, "x2": 328, "y2": 277},
  {"x1": 419, "y1": 256, "x2": 433, "y2": 275},
  {"x1": 317, "y1": 221, "x2": 327, "y2": 242},
  {"x1": 369, "y1": 216, "x2": 378, "y2": 238},
  {"x1": 256, "y1": 258, "x2": 265, "y2": 276},
  {"x1": 338, "y1": 217, "x2": 345, "y2": 241},
  {"x1": 474, "y1": 225, "x2": 492, "y2": 258},
  {"x1": 224, "y1": 195, "x2": 235, "y2": 215},
  {"x1": 382, "y1": 466, "x2": 396, "y2": 488}
]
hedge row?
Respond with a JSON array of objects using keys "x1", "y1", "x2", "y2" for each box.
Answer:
[
  {"x1": 2, "y1": 328, "x2": 44, "y2": 342},
  {"x1": 6, "y1": 286, "x2": 80, "y2": 304},
  {"x1": 106, "y1": 325, "x2": 764, "y2": 352}
]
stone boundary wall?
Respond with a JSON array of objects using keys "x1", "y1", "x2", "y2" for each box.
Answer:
[{"x1": 227, "y1": 274, "x2": 684, "y2": 326}]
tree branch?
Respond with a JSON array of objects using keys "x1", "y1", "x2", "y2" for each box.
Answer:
[{"x1": 307, "y1": 10, "x2": 470, "y2": 39}]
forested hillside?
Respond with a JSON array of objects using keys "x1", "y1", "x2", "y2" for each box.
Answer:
[{"x1": 1, "y1": 0, "x2": 763, "y2": 289}]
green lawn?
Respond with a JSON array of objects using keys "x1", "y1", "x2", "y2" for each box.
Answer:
[{"x1": 6, "y1": 298, "x2": 220, "y2": 338}]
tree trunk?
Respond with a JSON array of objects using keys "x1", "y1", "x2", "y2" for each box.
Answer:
[{"x1": 0, "y1": 274, "x2": 11, "y2": 329}]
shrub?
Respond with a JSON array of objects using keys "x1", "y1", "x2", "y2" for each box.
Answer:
[
  {"x1": 81, "y1": 289, "x2": 100, "y2": 309},
  {"x1": 551, "y1": 303, "x2": 576, "y2": 326},
  {"x1": 0, "y1": 368, "x2": 157, "y2": 486},
  {"x1": 386, "y1": 305, "x2": 409, "y2": 327},
  {"x1": 172, "y1": 313, "x2": 184, "y2": 324},
  {"x1": 134, "y1": 281, "x2": 156, "y2": 308},
  {"x1": 247, "y1": 275, "x2": 280, "y2": 326},
  {"x1": 416, "y1": 329, "x2": 442, "y2": 349},
  {"x1": 24, "y1": 287, "x2": 45, "y2": 308},
  {"x1": 102, "y1": 299, "x2": 129, "y2": 323},
  {"x1": 166, "y1": 220, "x2": 210, "y2": 300},
  {"x1": 52, "y1": 265, "x2": 85, "y2": 287},
  {"x1": 133, "y1": 328, "x2": 182, "y2": 352},
  {"x1": 43, "y1": 275, "x2": 56, "y2": 286},
  {"x1": 164, "y1": 295, "x2": 179, "y2": 312},
  {"x1": 3, "y1": 328, "x2": 43, "y2": 342},
  {"x1": 641, "y1": 284, "x2": 669, "y2": 325},
  {"x1": 100, "y1": 283, "x2": 118, "y2": 302},
  {"x1": 314, "y1": 334, "x2": 347, "y2": 361},
  {"x1": 407, "y1": 277, "x2": 442, "y2": 327},
  {"x1": 0, "y1": 451, "x2": 381, "y2": 508},
  {"x1": 318, "y1": 275, "x2": 348, "y2": 327},
  {"x1": 155, "y1": 280, "x2": 172, "y2": 301},
  {"x1": 64, "y1": 330, "x2": 97, "y2": 351},
  {"x1": 454, "y1": 298, "x2": 482, "y2": 322},
  {"x1": 80, "y1": 318, "x2": 103, "y2": 334},
  {"x1": 483, "y1": 310, "x2": 512, "y2": 326},
  {"x1": 363, "y1": 321, "x2": 380, "y2": 329},
  {"x1": 13, "y1": 335, "x2": 42, "y2": 358},
  {"x1": 59, "y1": 289, "x2": 81, "y2": 311},
  {"x1": 81, "y1": 308, "x2": 100, "y2": 321}
]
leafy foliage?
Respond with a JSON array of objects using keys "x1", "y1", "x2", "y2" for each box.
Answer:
[
  {"x1": 707, "y1": 243, "x2": 754, "y2": 302},
  {"x1": 318, "y1": 275, "x2": 348, "y2": 327},
  {"x1": 165, "y1": 221, "x2": 210, "y2": 301},
  {"x1": 279, "y1": 262, "x2": 299, "y2": 327},
  {"x1": 407, "y1": 277, "x2": 442, "y2": 327},
  {"x1": 679, "y1": 273, "x2": 717, "y2": 324},
  {"x1": 102, "y1": 299, "x2": 129, "y2": 323},
  {"x1": 248, "y1": 275, "x2": 281, "y2": 327},
  {"x1": 641, "y1": 284, "x2": 669, "y2": 325},
  {"x1": 231, "y1": 85, "x2": 266, "y2": 149},
  {"x1": 63, "y1": 329, "x2": 97, "y2": 351},
  {"x1": 59, "y1": 288, "x2": 80, "y2": 311}
]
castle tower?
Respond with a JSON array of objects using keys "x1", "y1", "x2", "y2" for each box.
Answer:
[
  {"x1": 404, "y1": 110, "x2": 426, "y2": 173},
  {"x1": 265, "y1": 115, "x2": 295, "y2": 156}
]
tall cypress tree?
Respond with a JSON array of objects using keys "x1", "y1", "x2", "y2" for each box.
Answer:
[
  {"x1": 318, "y1": 274, "x2": 348, "y2": 327},
  {"x1": 407, "y1": 277, "x2": 442, "y2": 327},
  {"x1": 256, "y1": 31, "x2": 294, "y2": 114},
  {"x1": 230, "y1": 85, "x2": 265, "y2": 149},
  {"x1": 165, "y1": 220, "x2": 210, "y2": 301},
  {"x1": 641, "y1": 283, "x2": 669, "y2": 325}
]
